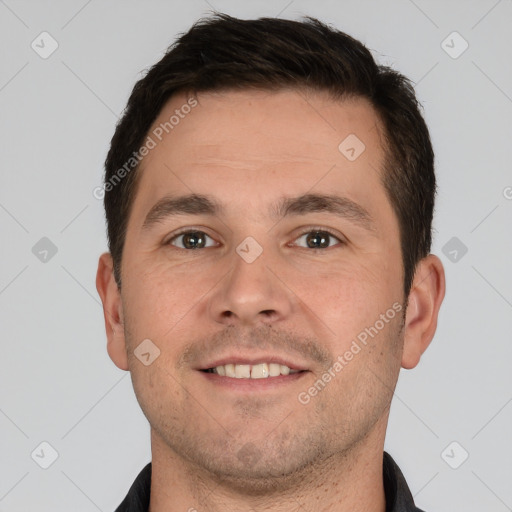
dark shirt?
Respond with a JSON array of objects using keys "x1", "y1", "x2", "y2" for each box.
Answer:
[{"x1": 114, "y1": 451, "x2": 424, "y2": 512}]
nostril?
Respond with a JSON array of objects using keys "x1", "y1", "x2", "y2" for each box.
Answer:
[{"x1": 261, "y1": 310, "x2": 277, "y2": 320}]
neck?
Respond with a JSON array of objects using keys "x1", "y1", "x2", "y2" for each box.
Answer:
[{"x1": 148, "y1": 417, "x2": 388, "y2": 512}]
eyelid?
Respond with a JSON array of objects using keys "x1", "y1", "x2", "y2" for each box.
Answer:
[
  {"x1": 294, "y1": 226, "x2": 347, "y2": 243},
  {"x1": 289, "y1": 226, "x2": 345, "y2": 248},
  {"x1": 165, "y1": 226, "x2": 220, "y2": 247}
]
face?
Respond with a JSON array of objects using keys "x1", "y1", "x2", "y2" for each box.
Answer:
[{"x1": 106, "y1": 89, "x2": 409, "y2": 487}]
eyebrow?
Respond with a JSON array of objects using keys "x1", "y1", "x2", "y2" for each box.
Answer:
[
  {"x1": 141, "y1": 192, "x2": 376, "y2": 233},
  {"x1": 272, "y1": 193, "x2": 375, "y2": 232},
  {"x1": 142, "y1": 194, "x2": 222, "y2": 231}
]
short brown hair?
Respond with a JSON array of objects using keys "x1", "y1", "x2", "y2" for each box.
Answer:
[{"x1": 104, "y1": 13, "x2": 436, "y2": 298}]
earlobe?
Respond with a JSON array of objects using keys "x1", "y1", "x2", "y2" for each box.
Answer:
[
  {"x1": 401, "y1": 254, "x2": 446, "y2": 369},
  {"x1": 96, "y1": 252, "x2": 129, "y2": 371}
]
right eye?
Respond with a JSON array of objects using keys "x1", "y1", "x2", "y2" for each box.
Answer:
[{"x1": 167, "y1": 230, "x2": 217, "y2": 250}]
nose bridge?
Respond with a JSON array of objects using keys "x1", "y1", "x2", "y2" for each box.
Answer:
[{"x1": 208, "y1": 237, "x2": 293, "y2": 325}]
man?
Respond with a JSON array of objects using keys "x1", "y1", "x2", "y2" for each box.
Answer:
[{"x1": 96, "y1": 13, "x2": 445, "y2": 512}]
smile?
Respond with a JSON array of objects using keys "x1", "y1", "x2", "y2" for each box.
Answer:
[{"x1": 203, "y1": 363, "x2": 303, "y2": 379}]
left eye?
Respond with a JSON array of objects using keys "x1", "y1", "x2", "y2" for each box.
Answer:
[
  {"x1": 168, "y1": 230, "x2": 217, "y2": 249},
  {"x1": 293, "y1": 230, "x2": 342, "y2": 249}
]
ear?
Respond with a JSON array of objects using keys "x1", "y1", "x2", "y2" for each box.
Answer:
[
  {"x1": 96, "y1": 252, "x2": 129, "y2": 371},
  {"x1": 401, "y1": 254, "x2": 446, "y2": 369}
]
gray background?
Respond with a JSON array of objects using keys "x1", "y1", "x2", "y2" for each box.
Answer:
[{"x1": 1, "y1": 0, "x2": 511, "y2": 510}]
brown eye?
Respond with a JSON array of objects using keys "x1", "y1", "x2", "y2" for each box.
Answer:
[
  {"x1": 294, "y1": 230, "x2": 342, "y2": 249},
  {"x1": 169, "y1": 230, "x2": 215, "y2": 249}
]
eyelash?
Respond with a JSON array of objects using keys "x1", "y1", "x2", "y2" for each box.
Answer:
[{"x1": 166, "y1": 227, "x2": 344, "y2": 250}]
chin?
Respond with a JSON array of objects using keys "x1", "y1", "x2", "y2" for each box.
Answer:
[
  {"x1": 173, "y1": 431, "x2": 330, "y2": 495},
  {"x1": 197, "y1": 455, "x2": 314, "y2": 495}
]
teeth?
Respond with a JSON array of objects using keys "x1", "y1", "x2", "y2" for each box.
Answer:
[
  {"x1": 235, "y1": 364, "x2": 250, "y2": 378},
  {"x1": 251, "y1": 363, "x2": 268, "y2": 379},
  {"x1": 269, "y1": 363, "x2": 281, "y2": 377},
  {"x1": 211, "y1": 363, "x2": 300, "y2": 378},
  {"x1": 225, "y1": 363, "x2": 236, "y2": 378}
]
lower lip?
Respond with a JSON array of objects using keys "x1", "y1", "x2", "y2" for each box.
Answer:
[{"x1": 198, "y1": 370, "x2": 308, "y2": 391}]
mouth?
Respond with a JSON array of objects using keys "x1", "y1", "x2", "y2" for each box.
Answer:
[{"x1": 201, "y1": 362, "x2": 305, "y2": 379}]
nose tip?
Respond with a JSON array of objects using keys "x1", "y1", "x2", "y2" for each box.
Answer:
[{"x1": 208, "y1": 253, "x2": 293, "y2": 327}]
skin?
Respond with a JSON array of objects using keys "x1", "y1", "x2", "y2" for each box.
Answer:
[{"x1": 96, "y1": 88, "x2": 445, "y2": 512}]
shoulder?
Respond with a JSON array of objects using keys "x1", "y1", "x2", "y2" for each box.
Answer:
[{"x1": 114, "y1": 462, "x2": 152, "y2": 512}]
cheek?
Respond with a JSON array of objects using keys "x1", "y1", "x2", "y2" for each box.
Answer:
[
  {"x1": 128, "y1": 357, "x2": 188, "y2": 437},
  {"x1": 122, "y1": 258, "x2": 221, "y2": 341},
  {"x1": 286, "y1": 254, "x2": 402, "y2": 354},
  {"x1": 313, "y1": 258, "x2": 389, "y2": 313}
]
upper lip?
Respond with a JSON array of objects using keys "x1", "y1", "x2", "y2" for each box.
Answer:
[{"x1": 198, "y1": 354, "x2": 309, "y2": 371}]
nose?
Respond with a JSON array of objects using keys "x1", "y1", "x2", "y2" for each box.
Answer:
[{"x1": 207, "y1": 245, "x2": 294, "y2": 327}]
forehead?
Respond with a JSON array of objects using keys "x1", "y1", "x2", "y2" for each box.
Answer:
[
  {"x1": 148, "y1": 88, "x2": 382, "y2": 161},
  {"x1": 131, "y1": 88, "x2": 390, "y2": 225}
]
